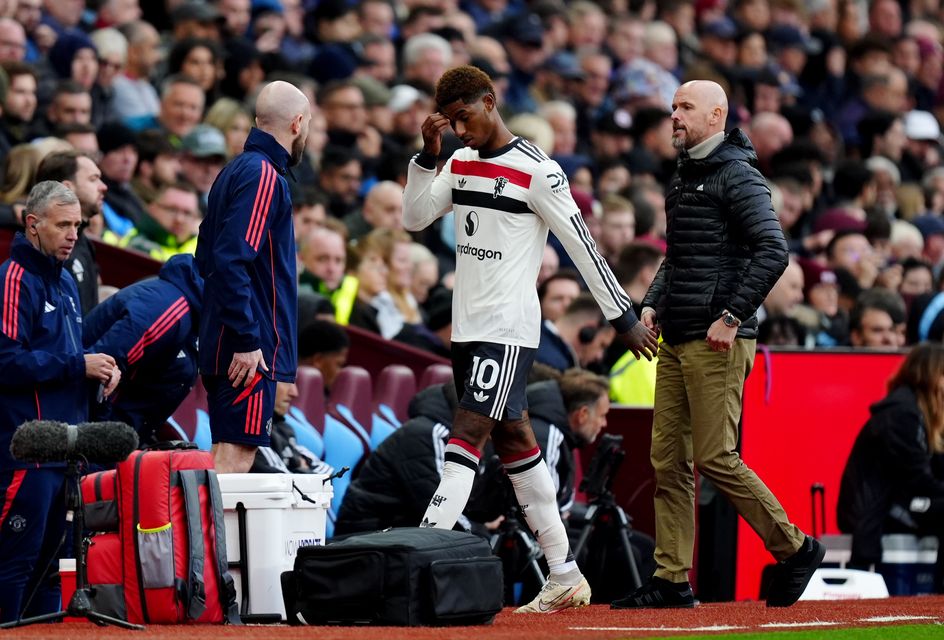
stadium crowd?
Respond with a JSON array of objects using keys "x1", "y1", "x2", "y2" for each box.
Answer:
[
  {"x1": 0, "y1": 0, "x2": 938, "y2": 386},
  {"x1": 0, "y1": 0, "x2": 944, "y2": 396}
]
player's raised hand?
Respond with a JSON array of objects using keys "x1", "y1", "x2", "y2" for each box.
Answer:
[{"x1": 421, "y1": 113, "x2": 450, "y2": 158}]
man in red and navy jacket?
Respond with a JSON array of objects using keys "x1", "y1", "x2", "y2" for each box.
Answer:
[
  {"x1": 0, "y1": 181, "x2": 119, "y2": 622},
  {"x1": 83, "y1": 254, "x2": 204, "y2": 443},
  {"x1": 196, "y1": 81, "x2": 311, "y2": 473}
]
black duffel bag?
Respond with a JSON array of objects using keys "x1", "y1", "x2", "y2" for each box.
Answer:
[{"x1": 282, "y1": 528, "x2": 504, "y2": 626}]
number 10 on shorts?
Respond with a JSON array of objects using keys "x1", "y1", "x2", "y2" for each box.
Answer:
[{"x1": 470, "y1": 355, "x2": 500, "y2": 390}]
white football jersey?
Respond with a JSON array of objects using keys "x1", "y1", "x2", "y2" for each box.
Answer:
[{"x1": 403, "y1": 137, "x2": 635, "y2": 348}]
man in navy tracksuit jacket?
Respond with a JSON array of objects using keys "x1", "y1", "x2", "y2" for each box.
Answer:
[
  {"x1": 83, "y1": 254, "x2": 204, "y2": 442},
  {"x1": 0, "y1": 182, "x2": 119, "y2": 622},
  {"x1": 196, "y1": 81, "x2": 311, "y2": 473}
]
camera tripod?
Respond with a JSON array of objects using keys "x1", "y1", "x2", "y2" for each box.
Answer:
[
  {"x1": 572, "y1": 488, "x2": 642, "y2": 593},
  {"x1": 491, "y1": 506, "x2": 547, "y2": 605},
  {"x1": 0, "y1": 458, "x2": 144, "y2": 631}
]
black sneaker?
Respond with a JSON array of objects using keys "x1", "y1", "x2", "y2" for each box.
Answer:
[
  {"x1": 610, "y1": 577, "x2": 696, "y2": 609},
  {"x1": 766, "y1": 536, "x2": 825, "y2": 607}
]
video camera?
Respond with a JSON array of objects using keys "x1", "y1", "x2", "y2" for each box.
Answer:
[{"x1": 579, "y1": 433, "x2": 625, "y2": 501}]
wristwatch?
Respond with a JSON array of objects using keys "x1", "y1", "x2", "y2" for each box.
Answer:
[{"x1": 721, "y1": 310, "x2": 741, "y2": 328}]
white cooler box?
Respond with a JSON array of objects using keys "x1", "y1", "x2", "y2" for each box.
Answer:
[{"x1": 218, "y1": 473, "x2": 333, "y2": 620}]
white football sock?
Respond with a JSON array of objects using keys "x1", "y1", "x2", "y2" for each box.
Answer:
[
  {"x1": 420, "y1": 438, "x2": 480, "y2": 529},
  {"x1": 504, "y1": 447, "x2": 581, "y2": 586}
]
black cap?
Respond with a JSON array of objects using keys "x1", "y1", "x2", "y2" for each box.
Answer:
[
  {"x1": 505, "y1": 13, "x2": 544, "y2": 46},
  {"x1": 595, "y1": 108, "x2": 633, "y2": 136},
  {"x1": 768, "y1": 24, "x2": 821, "y2": 54},
  {"x1": 313, "y1": 0, "x2": 355, "y2": 22}
]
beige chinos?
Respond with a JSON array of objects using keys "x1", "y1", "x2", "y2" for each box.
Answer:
[{"x1": 650, "y1": 337, "x2": 806, "y2": 582}]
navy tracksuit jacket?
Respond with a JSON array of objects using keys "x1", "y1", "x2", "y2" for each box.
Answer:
[
  {"x1": 0, "y1": 233, "x2": 86, "y2": 470},
  {"x1": 0, "y1": 233, "x2": 86, "y2": 621},
  {"x1": 195, "y1": 127, "x2": 298, "y2": 382},
  {"x1": 83, "y1": 253, "x2": 203, "y2": 438}
]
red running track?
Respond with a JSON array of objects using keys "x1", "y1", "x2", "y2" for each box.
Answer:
[{"x1": 3, "y1": 596, "x2": 943, "y2": 640}]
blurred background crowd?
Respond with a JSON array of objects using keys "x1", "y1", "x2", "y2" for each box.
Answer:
[{"x1": 0, "y1": 0, "x2": 941, "y2": 404}]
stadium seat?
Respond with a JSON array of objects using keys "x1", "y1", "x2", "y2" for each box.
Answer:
[
  {"x1": 374, "y1": 364, "x2": 416, "y2": 426},
  {"x1": 286, "y1": 406, "x2": 325, "y2": 460},
  {"x1": 193, "y1": 409, "x2": 212, "y2": 451},
  {"x1": 419, "y1": 363, "x2": 453, "y2": 390},
  {"x1": 161, "y1": 416, "x2": 190, "y2": 443},
  {"x1": 370, "y1": 413, "x2": 397, "y2": 450},
  {"x1": 165, "y1": 381, "x2": 206, "y2": 441},
  {"x1": 330, "y1": 366, "x2": 373, "y2": 432},
  {"x1": 322, "y1": 412, "x2": 369, "y2": 537},
  {"x1": 322, "y1": 368, "x2": 375, "y2": 530},
  {"x1": 295, "y1": 366, "x2": 326, "y2": 432}
]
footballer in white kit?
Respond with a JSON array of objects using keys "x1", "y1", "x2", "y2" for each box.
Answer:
[
  {"x1": 403, "y1": 65, "x2": 657, "y2": 615},
  {"x1": 404, "y1": 137, "x2": 643, "y2": 419}
]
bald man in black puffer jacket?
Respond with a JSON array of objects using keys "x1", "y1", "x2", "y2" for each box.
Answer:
[{"x1": 615, "y1": 80, "x2": 822, "y2": 610}]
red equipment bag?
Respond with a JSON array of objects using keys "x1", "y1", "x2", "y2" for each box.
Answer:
[
  {"x1": 84, "y1": 446, "x2": 240, "y2": 625},
  {"x1": 86, "y1": 532, "x2": 126, "y2": 618},
  {"x1": 118, "y1": 448, "x2": 239, "y2": 624},
  {"x1": 81, "y1": 470, "x2": 118, "y2": 532}
]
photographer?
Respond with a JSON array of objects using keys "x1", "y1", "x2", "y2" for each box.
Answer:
[{"x1": 528, "y1": 367, "x2": 610, "y2": 512}]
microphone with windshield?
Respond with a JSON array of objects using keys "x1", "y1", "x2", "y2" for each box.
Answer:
[
  {"x1": 11, "y1": 421, "x2": 139, "y2": 464},
  {"x1": 1, "y1": 420, "x2": 145, "y2": 631}
]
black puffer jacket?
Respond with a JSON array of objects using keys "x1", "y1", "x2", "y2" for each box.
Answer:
[
  {"x1": 643, "y1": 129, "x2": 788, "y2": 345},
  {"x1": 837, "y1": 385, "x2": 944, "y2": 565},
  {"x1": 527, "y1": 381, "x2": 580, "y2": 511}
]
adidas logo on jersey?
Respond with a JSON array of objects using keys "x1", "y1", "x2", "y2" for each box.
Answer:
[
  {"x1": 696, "y1": 184, "x2": 705, "y2": 191},
  {"x1": 44, "y1": 301, "x2": 56, "y2": 313},
  {"x1": 473, "y1": 391, "x2": 490, "y2": 402},
  {"x1": 177, "y1": 350, "x2": 187, "y2": 359},
  {"x1": 457, "y1": 178, "x2": 467, "y2": 188}
]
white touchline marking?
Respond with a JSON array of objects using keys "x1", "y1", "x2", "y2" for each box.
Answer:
[
  {"x1": 761, "y1": 622, "x2": 843, "y2": 628},
  {"x1": 861, "y1": 616, "x2": 939, "y2": 623},
  {"x1": 570, "y1": 626, "x2": 748, "y2": 632}
]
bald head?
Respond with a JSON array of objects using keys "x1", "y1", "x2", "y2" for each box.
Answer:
[
  {"x1": 363, "y1": 180, "x2": 404, "y2": 230},
  {"x1": 254, "y1": 80, "x2": 312, "y2": 166},
  {"x1": 682, "y1": 81, "x2": 728, "y2": 115},
  {"x1": 0, "y1": 19, "x2": 25, "y2": 62},
  {"x1": 670, "y1": 80, "x2": 728, "y2": 150},
  {"x1": 749, "y1": 112, "x2": 793, "y2": 163},
  {"x1": 256, "y1": 81, "x2": 310, "y2": 130}
]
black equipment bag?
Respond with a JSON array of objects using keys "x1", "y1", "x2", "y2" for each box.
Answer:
[{"x1": 283, "y1": 528, "x2": 503, "y2": 626}]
